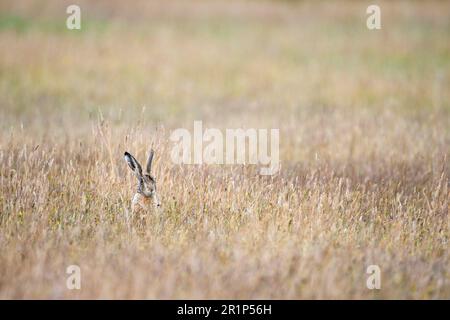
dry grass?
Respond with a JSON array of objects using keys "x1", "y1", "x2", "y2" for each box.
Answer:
[{"x1": 0, "y1": 0, "x2": 449, "y2": 299}]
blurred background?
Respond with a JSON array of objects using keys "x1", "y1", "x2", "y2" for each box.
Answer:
[
  {"x1": 0, "y1": 0, "x2": 448, "y2": 299},
  {"x1": 1, "y1": 0, "x2": 449, "y2": 164}
]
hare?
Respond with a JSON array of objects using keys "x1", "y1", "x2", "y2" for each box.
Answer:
[{"x1": 124, "y1": 149, "x2": 161, "y2": 217}]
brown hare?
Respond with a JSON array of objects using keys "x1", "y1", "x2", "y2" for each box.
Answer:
[{"x1": 124, "y1": 150, "x2": 161, "y2": 218}]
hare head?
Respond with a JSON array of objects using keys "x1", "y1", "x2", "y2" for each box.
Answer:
[{"x1": 124, "y1": 149, "x2": 161, "y2": 210}]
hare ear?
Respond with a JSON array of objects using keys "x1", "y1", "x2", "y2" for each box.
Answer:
[
  {"x1": 146, "y1": 149, "x2": 154, "y2": 174},
  {"x1": 124, "y1": 152, "x2": 142, "y2": 177}
]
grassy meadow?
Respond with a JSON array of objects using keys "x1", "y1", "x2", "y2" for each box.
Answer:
[{"x1": 0, "y1": 0, "x2": 449, "y2": 299}]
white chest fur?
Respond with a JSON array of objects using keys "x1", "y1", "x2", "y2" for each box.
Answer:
[{"x1": 131, "y1": 193, "x2": 152, "y2": 214}]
